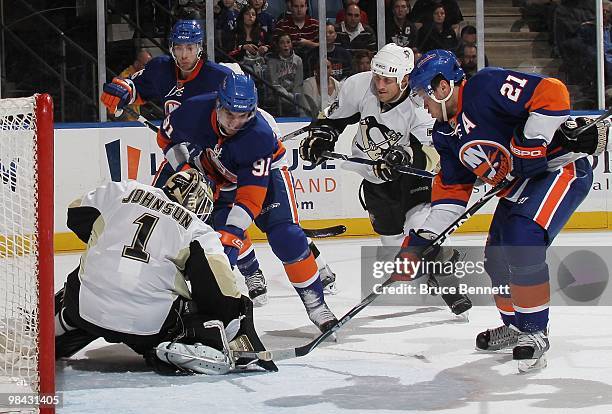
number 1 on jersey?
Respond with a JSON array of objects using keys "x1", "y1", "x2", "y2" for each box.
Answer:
[
  {"x1": 122, "y1": 213, "x2": 159, "y2": 263},
  {"x1": 500, "y1": 75, "x2": 528, "y2": 102}
]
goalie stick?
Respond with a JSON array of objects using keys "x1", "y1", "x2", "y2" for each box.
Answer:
[
  {"x1": 118, "y1": 107, "x2": 345, "y2": 238},
  {"x1": 231, "y1": 179, "x2": 512, "y2": 362}
]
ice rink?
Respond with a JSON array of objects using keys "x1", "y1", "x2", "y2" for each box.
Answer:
[{"x1": 55, "y1": 232, "x2": 612, "y2": 414}]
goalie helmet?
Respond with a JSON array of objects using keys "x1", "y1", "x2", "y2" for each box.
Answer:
[
  {"x1": 371, "y1": 43, "x2": 415, "y2": 90},
  {"x1": 163, "y1": 168, "x2": 214, "y2": 221}
]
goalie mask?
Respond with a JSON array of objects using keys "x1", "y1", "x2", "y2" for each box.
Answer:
[{"x1": 163, "y1": 169, "x2": 214, "y2": 221}]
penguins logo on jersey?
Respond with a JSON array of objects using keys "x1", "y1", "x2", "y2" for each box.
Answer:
[
  {"x1": 356, "y1": 116, "x2": 403, "y2": 160},
  {"x1": 459, "y1": 140, "x2": 511, "y2": 185}
]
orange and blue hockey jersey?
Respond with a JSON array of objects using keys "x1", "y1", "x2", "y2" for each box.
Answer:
[
  {"x1": 129, "y1": 55, "x2": 232, "y2": 115},
  {"x1": 157, "y1": 93, "x2": 286, "y2": 230},
  {"x1": 428, "y1": 67, "x2": 580, "y2": 211}
]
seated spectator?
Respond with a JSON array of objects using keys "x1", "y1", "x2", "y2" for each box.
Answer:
[
  {"x1": 114, "y1": 49, "x2": 153, "y2": 121},
  {"x1": 409, "y1": 0, "x2": 463, "y2": 31},
  {"x1": 386, "y1": 0, "x2": 418, "y2": 48},
  {"x1": 304, "y1": 23, "x2": 353, "y2": 80},
  {"x1": 250, "y1": 0, "x2": 276, "y2": 33},
  {"x1": 265, "y1": 32, "x2": 304, "y2": 116},
  {"x1": 457, "y1": 25, "x2": 489, "y2": 66},
  {"x1": 416, "y1": 4, "x2": 459, "y2": 53},
  {"x1": 221, "y1": 5, "x2": 271, "y2": 61},
  {"x1": 457, "y1": 44, "x2": 479, "y2": 80},
  {"x1": 352, "y1": 49, "x2": 373, "y2": 73},
  {"x1": 215, "y1": 0, "x2": 241, "y2": 46},
  {"x1": 275, "y1": 0, "x2": 319, "y2": 61},
  {"x1": 301, "y1": 59, "x2": 341, "y2": 116},
  {"x1": 336, "y1": 0, "x2": 369, "y2": 26},
  {"x1": 336, "y1": 4, "x2": 377, "y2": 52},
  {"x1": 276, "y1": 0, "x2": 292, "y2": 21}
]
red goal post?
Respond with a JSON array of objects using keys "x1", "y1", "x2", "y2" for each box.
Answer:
[{"x1": 0, "y1": 94, "x2": 55, "y2": 413}]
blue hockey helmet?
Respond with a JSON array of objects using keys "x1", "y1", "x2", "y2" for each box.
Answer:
[
  {"x1": 218, "y1": 73, "x2": 258, "y2": 113},
  {"x1": 409, "y1": 49, "x2": 465, "y2": 97},
  {"x1": 169, "y1": 20, "x2": 204, "y2": 45}
]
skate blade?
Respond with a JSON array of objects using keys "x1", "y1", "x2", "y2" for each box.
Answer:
[
  {"x1": 252, "y1": 294, "x2": 268, "y2": 307},
  {"x1": 323, "y1": 282, "x2": 338, "y2": 295},
  {"x1": 517, "y1": 355, "x2": 547, "y2": 373},
  {"x1": 452, "y1": 310, "x2": 469, "y2": 323},
  {"x1": 474, "y1": 346, "x2": 514, "y2": 354}
]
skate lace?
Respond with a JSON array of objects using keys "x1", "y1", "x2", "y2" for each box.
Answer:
[
  {"x1": 517, "y1": 331, "x2": 548, "y2": 349},
  {"x1": 489, "y1": 325, "x2": 519, "y2": 346},
  {"x1": 308, "y1": 305, "x2": 336, "y2": 325},
  {"x1": 245, "y1": 271, "x2": 266, "y2": 291}
]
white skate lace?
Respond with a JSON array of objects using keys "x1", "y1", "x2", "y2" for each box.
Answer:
[
  {"x1": 489, "y1": 325, "x2": 519, "y2": 347},
  {"x1": 245, "y1": 270, "x2": 266, "y2": 293},
  {"x1": 517, "y1": 330, "x2": 548, "y2": 350},
  {"x1": 307, "y1": 304, "x2": 336, "y2": 326}
]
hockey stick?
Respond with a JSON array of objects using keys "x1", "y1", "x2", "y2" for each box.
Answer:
[
  {"x1": 233, "y1": 179, "x2": 511, "y2": 362},
  {"x1": 321, "y1": 151, "x2": 436, "y2": 179},
  {"x1": 117, "y1": 106, "x2": 160, "y2": 133},
  {"x1": 281, "y1": 124, "x2": 311, "y2": 142},
  {"x1": 303, "y1": 225, "x2": 346, "y2": 238},
  {"x1": 567, "y1": 107, "x2": 612, "y2": 138}
]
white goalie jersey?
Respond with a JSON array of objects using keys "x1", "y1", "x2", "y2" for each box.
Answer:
[
  {"x1": 67, "y1": 180, "x2": 236, "y2": 336},
  {"x1": 327, "y1": 71, "x2": 436, "y2": 183}
]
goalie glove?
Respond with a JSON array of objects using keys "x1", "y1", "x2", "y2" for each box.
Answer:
[
  {"x1": 101, "y1": 77, "x2": 135, "y2": 114},
  {"x1": 299, "y1": 125, "x2": 339, "y2": 166},
  {"x1": 510, "y1": 126, "x2": 548, "y2": 178},
  {"x1": 556, "y1": 116, "x2": 610, "y2": 156},
  {"x1": 373, "y1": 146, "x2": 412, "y2": 182}
]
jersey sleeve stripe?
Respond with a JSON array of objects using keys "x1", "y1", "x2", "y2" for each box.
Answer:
[
  {"x1": 157, "y1": 130, "x2": 172, "y2": 152},
  {"x1": 431, "y1": 174, "x2": 473, "y2": 206},
  {"x1": 524, "y1": 77, "x2": 570, "y2": 114}
]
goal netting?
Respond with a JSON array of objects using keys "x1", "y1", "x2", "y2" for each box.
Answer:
[{"x1": 0, "y1": 94, "x2": 54, "y2": 414}]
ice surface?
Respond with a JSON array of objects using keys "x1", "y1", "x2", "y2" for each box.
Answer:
[{"x1": 54, "y1": 232, "x2": 612, "y2": 414}]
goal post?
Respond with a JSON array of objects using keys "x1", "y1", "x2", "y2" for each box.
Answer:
[{"x1": 0, "y1": 94, "x2": 55, "y2": 413}]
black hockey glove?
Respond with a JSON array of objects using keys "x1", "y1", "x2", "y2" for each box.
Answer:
[
  {"x1": 555, "y1": 116, "x2": 610, "y2": 156},
  {"x1": 373, "y1": 146, "x2": 412, "y2": 182},
  {"x1": 299, "y1": 125, "x2": 339, "y2": 166}
]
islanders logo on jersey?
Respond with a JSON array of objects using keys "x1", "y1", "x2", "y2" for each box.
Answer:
[{"x1": 459, "y1": 140, "x2": 511, "y2": 185}]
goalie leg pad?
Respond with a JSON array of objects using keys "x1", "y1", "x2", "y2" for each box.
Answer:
[{"x1": 156, "y1": 341, "x2": 232, "y2": 375}]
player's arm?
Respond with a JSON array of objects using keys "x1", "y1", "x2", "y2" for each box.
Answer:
[
  {"x1": 299, "y1": 73, "x2": 366, "y2": 165},
  {"x1": 67, "y1": 181, "x2": 131, "y2": 243},
  {"x1": 100, "y1": 58, "x2": 161, "y2": 114},
  {"x1": 156, "y1": 102, "x2": 200, "y2": 172}
]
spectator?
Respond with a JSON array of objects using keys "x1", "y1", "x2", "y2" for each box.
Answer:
[
  {"x1": 305, "y1": 23, "x2": 353, "y2": 80},
  {"x1": 416, "y1": 4, "x2": 459, "y2": 53},
  {"x1": 457, "y1": 43, "x2": 478, "y2": 80},
  {"x1": 336, "y1": 4, "x2": 377, "y2": 52},
  {"x1": 114, "y1": 49, "x2": 153, "y2": 121},
  {"x1": 221, "y1": 5, "x2": 271, "y2": 61},
  {"x1": 276, "y1": 0, "x2": 292, "y2": 21},
  {"x1": 275, "y1": 0, "x2": 319, "y2": 60},
  {"x1": 301, "y1": 59, "x2": 341, "y2": 116},
  {"x1": 386, "y1": 0, "x2": 418, "y2": 48},
  {"x1": 409, "y1": 0, "x2": 463, "y2": 31},
  {"x1": 215, "y1": 0, "x2": 241, "y2": 47},
  {"x1": 336, "y1": 0, "x2": 369, "y2": 26},
  {"x1": 457, "y1": 25, "x2": 489, "y2": 66},
  {"x1": 173, "y1": 0, "x2": 206, "y2": 20},
  {"x1": 250, "y1": 0, "x2": 276, "y2": 33},
  {"x1": 352, "y1": 49, "x2": 373, "y2": 73},
  {"x1": 265, "y1": 32, "x2": 304, "y2": 116}
]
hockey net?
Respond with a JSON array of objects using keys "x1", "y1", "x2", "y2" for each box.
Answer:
[{"x1": 0, "y1": 95, "x2": 54, "y2": 413}]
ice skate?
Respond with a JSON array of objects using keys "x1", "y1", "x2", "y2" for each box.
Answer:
[
  {"x1": 476, "y1": 324, "x2": 519, "y2": 352},
  {"x1": 306, "y1": 302, "x2": 339, "y2": 338},
  {"x1": 319, "y1": 264, "x2": 338, "y2": 295},
  {"x1": 245, "y1": 269, "x2": 268, "y2": 307},
  {"x1": 513, "y1": 330, "x2": 549, "y2": 372}
]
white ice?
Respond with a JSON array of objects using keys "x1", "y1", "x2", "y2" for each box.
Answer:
[{"x1": 55, "y1": 232, "x2": 612, "y2": 414}]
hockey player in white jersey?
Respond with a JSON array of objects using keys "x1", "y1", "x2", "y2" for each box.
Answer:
[
  {"x1": 299, "y1": 42, "x2": 471, "y2": 315},
  {"x1": 54, "y1": 169, "x2": 276, "y2": 374}
]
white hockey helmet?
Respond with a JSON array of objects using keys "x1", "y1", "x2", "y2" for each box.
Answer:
[{"x1": 371, "y1": 43, "x2": 415, "y2": 91}]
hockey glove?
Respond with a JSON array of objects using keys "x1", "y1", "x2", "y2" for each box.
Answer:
[
  {"x1": 101, "y1": 77, "x2": 135, "y2": 114},
  {"x1": 393, "y1": 229, "x2": 440, "y2": 281},
  {"x1": 509, "y1": 126, "x2": 548, "y2": 178},
  {"x1": 299, "y1": 125, "x2": 339, "y2": 166},
  {"x1": 373, "y1": 146, "x2": 412, "y2": 182},
  {"x1": 218, "y1": 225, "x2": 245, "y2": 267},
  {"x1": 555, "y1": 116, "x2": 610, "y2": 156}
]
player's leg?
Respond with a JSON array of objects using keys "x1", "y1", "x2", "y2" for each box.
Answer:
[
  {"x1": 256, "y1": 168, "x2": 338, "y2": 333},
  {"x1": 307, "y1": 237, "x2": 338, "y2": 294},
  {"x1": 476, "y1": 200, "x2": 519, "y2": 352},
  {"x1": 55, "y1": 269, "x2": 99, "y2": 359}
]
